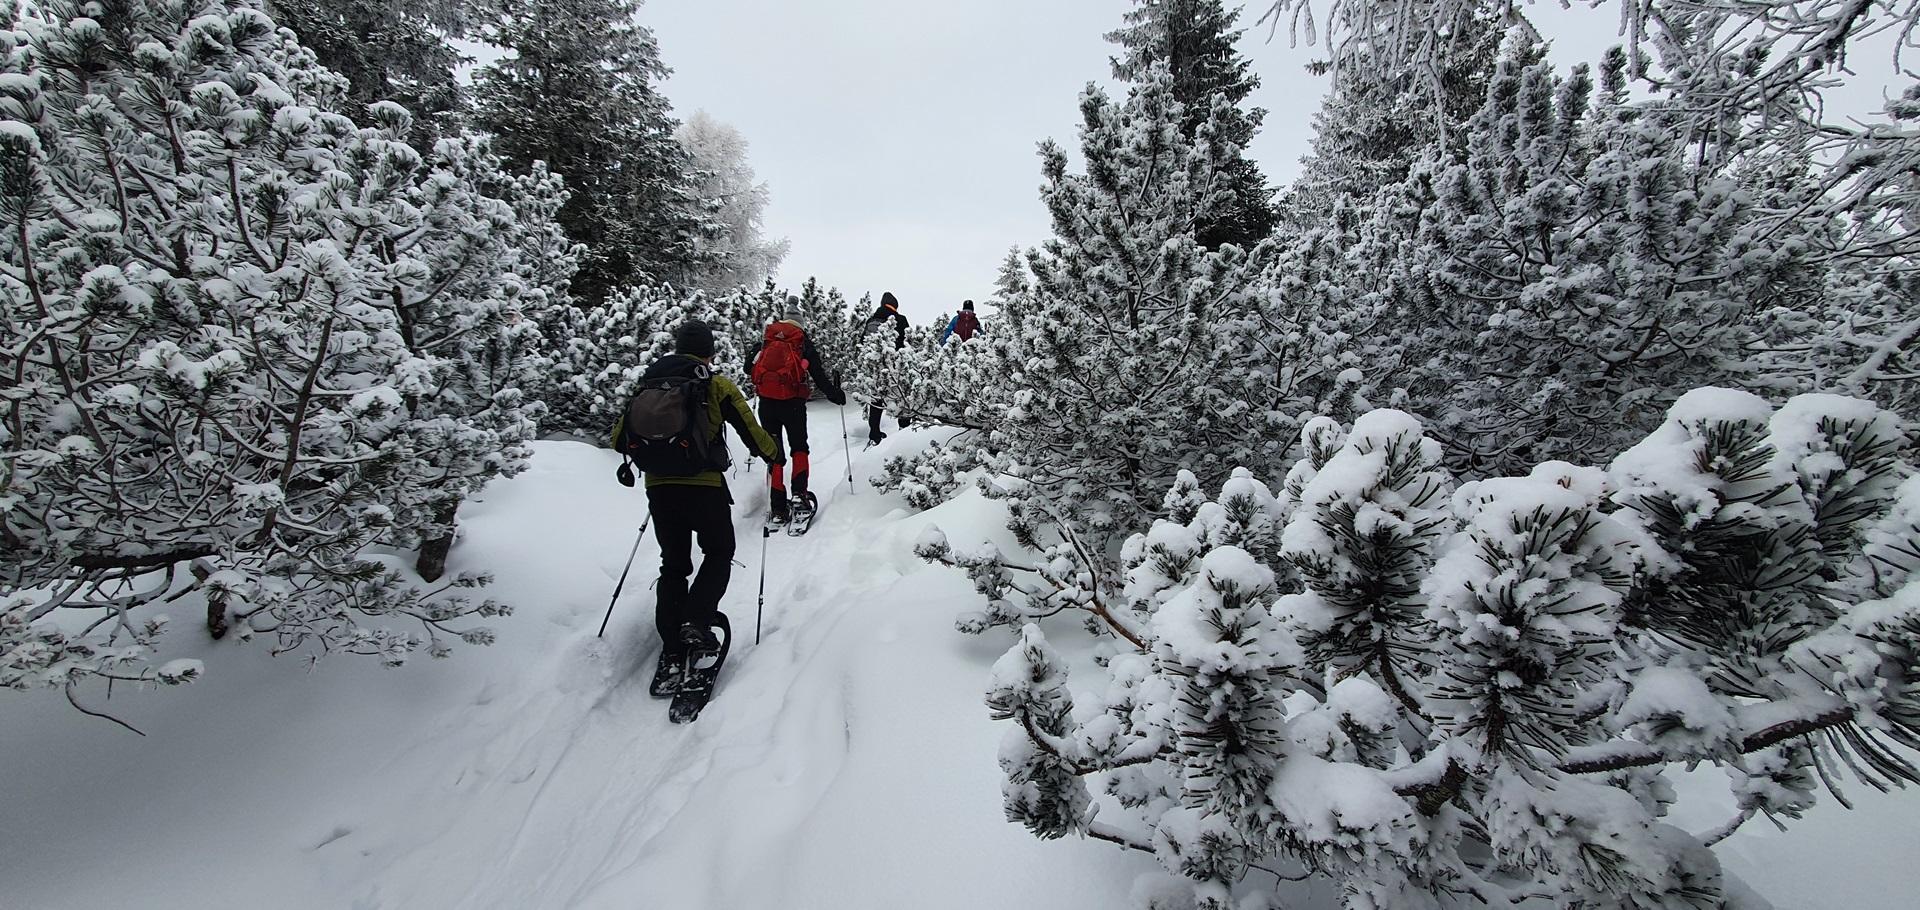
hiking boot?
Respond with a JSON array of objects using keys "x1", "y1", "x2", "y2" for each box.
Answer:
[
  {"x1": 678, "y1": 622, "x2": 721, "y2": 655},
  {"x1": 868, "y1": 431, "x2": 887, "y2": 446},
  {"x1": 769, "y1": 489, "x2": 790, "y2": 525}
]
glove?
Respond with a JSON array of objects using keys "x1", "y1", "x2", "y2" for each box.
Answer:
[{"x1": 828, "y1": 388, "x2": 847, "y2": 406}]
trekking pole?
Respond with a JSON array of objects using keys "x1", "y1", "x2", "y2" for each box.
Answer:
[
  {"x1": 839, "y1": 403, "x2": 855, "y2": 493},
  {"x1": 755, "y1": 525, "x2": 771, "y2": 644},
  {"x1": 596, "y1": 514, "x2": 653, "y2": 638}
]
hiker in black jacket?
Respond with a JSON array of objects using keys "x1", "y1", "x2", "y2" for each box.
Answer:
[
  {"x1": 860, "y1": 291, "x2": 910, "y2": 445},
  {"x1": 744, "y1": 299, "x2": 847, "y2": 525}
]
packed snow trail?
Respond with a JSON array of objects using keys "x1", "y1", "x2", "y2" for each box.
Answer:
[
  {"x1": 0, "y1": 404, "x2": 1156, "y2": 910},
  {"x1": 3, "y1": 403, "x2": 1917, "y2": 909}
]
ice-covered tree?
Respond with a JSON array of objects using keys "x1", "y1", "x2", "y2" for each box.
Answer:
[
  {"x1": 1398, "y1": 46, "x2": 1833, "y2": 472},
  {"x1": 0, "y1": 0, "x2": 560, "y2": 719},
  {"x1": 1277, "y1": 0, "x2": 1506, "y2": 228},
  {"x1": 948, "y1": 391, "x2": 1920, "y2": 907},
  {"x1": 676, "y1": 110, "x2": 788, "y2": 294}
]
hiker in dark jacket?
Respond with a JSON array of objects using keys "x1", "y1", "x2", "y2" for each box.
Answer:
[
  {"x1": 860, "y1": 291, "x2": 910, "y2": 445},
  {"x1": 940, "y1": 299, "x2": 983, "y2": 345},
  {"x1": 623, "y1": 320, "x2": 779, "y2": 661},
  {"x1": 745, "y1": 300, "x2": 847, "y2": 524}
]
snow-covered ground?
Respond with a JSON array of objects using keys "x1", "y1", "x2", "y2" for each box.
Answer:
[{"x1": 3, "y1": 405, "x2": 1915, "y2": 909}]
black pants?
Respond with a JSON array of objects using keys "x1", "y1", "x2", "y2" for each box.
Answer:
[
  {"x1": 761, "y1": 397, "x2": 811, "y2": 497},
  {"x1": 647, "y1": 483, "x2": 734, "y2": 656},
  {"x1": 760, "y1": 397, "x2": 809, "y2": 459}
]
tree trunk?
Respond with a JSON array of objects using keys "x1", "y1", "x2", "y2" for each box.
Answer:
[{"x1": 415, "y1": 497, "x2": 462, "y2": 583}]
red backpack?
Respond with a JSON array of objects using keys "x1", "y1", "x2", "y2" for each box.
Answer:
[{"x1": 751, "y1": 321, "x2": 810, "y2": 400}]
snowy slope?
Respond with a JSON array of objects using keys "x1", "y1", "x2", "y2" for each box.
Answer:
[{"x1": 2, "y1": 404, "x2": 1915, "y2": 909}]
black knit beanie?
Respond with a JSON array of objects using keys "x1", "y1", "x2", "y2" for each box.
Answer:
[
  {"x1": 881, "y1": 291, "x2": 899, "y2": 311},
  {"x1": 674, "y1": 319, "x2": 715, "y2": 358},
  {"x1": 962, "y1": 299, "x2": 974, "y2": 311}
]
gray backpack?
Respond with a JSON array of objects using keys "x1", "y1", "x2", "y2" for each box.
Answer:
[{"x1": 617, "y1": 363, "x2": 726, "y2": 477}]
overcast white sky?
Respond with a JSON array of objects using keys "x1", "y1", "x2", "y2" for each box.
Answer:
[
  {"x1": 639, "y1": 0, "x2": 1333, "y2": 319},
  {"x1": 625, "y1": 1, "x2": 1900, "y2": 322}
]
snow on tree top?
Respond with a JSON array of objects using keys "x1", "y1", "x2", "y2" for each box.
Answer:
[
  {"x1": 1769, "y1": 393, "x2": 1907, "y2": 478},
  {"x1": 1326, "y1": 675, "x2": 1398, "y2": 733},
  {"x1": 1666, "y1": 386, "x2": 1776, "y2": 430}
]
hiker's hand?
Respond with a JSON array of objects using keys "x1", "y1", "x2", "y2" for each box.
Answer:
[{"x1": 827, "y1": 388, "x2": 847, "y2": 406}]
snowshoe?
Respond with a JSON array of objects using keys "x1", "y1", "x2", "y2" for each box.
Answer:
[
  {"x1": 768, "y1": 490, "x2": 791, "y2": 528},
  {"x1": 669, "y1": 614, "x2": 732, "y2": 724},
  {"x1": 787, "y1": 491, "x2": 819, "y2": 537}
]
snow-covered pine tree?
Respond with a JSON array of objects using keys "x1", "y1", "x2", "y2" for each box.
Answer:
[
  {"x1": 990, "y1": 246, "x2": 1029, "y2": 306},
  {"x1": 1107, "y1": 0, "x2": 1277, "y2": 249},
  {"x1": 536, "y1": 284, "x2": 740, "y2": 439},
  {"x1": 955, "y1": 390, "x2": 1920, "y2": 907},
  {"x1": 994, "y1": 66, "x2": 1288, "y2": 528},
  {"x1": 370, "y1": 130, "x2": 579, "y2": 581},
  {"x1": 473, "y1": 0, "x2": 717, "y2": 303},
  {"x1": 0, "y1": 0, "x2": 543, "y2": 715}
]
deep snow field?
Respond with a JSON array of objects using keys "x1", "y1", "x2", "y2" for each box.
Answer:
[{"x1": 3, "y1": 404, "x2": 1916, "y2": 909}]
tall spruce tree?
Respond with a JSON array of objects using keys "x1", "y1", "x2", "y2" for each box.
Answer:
[
  {"x1": 1106, "y1": 0, "x2": 1277, "y2": 249},
  {"x1": 1278, "y1": 2, "x2": 1509, "y2": 228},
  {"x1": 473, "y1": 0, "x2": 714, "y2": 304}
]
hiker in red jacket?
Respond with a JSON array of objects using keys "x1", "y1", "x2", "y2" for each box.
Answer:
[{"x1": 745, "y1": 302, "x2": 847, "y2": 525}]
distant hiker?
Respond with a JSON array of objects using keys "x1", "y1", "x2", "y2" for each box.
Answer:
[
  {"x1": 746, "y1": 303, "x2": 847, "y2": 526},
  {"x1": 939, "y1": 299, "x2": 983, "y2": 345},
  {"x1": 614, "y1": 319, "x2": 780, "y2": 676},
  {"x1": 860, "y1": 291, "x2": 910, "y2": 445}
]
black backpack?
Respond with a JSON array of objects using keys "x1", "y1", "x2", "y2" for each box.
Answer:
[{"x1": 616, "y1": 360, "x2": 730, "y2": 480}]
